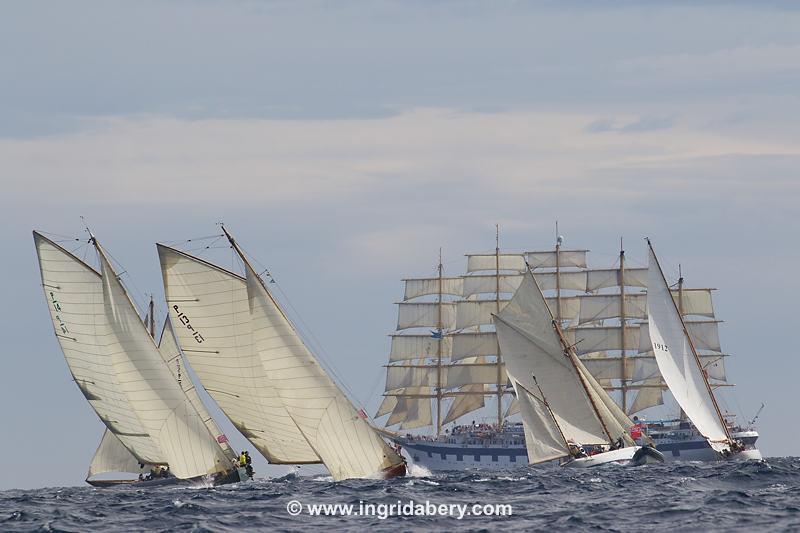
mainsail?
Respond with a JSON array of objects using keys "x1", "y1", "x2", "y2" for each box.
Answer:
[
  {"x1": 223, "y1": 227, "x2": 405, "y2": 480},
  {"x1": 157, "y1": 244, "x2": 321, "y2": 465},
  {"x1": 34, "y1": 232, "x2": 165, "y2": 466},
  {"x1": 494, "y1": 269, "x2": 635, "y2": 464},
  {"x1": 646, "y1": 241, "x2": 731, "y2": 453}
]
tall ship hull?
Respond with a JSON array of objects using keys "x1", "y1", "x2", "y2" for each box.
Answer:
[
  {"x1": 377, "y1": 232, "x2": 764, "y2": 469},
  {"x1": 392, "y1": 423, "x2": 761, "y2": 472}
]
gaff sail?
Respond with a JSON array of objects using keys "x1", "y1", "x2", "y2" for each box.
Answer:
[{"x1": 494, "y1": 269, "x2": 636, "y2": 464}]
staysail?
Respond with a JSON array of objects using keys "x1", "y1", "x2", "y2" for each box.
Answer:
[
  {"x1": 34, "y1": 232, "x2": 166, "y2": 466},
  {"x1": 646, "y1": 241, "x2": 731, "y2": 453},
  {"x1": 157, "y1": 244, "x2": 321, "y2": 465},
  {"x1": 87, "y1": 429, "x2": 148, "y2": 479},
  {"x1": 224, "y1": 227, "x2": 405, "y2": 480},
  {"x1": 95, "y1": 241, "x2": 232, "y2": 479}
]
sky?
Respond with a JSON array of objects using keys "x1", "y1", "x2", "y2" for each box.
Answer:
[{"x1": 1, "y1": 0, "x2": 799, "y2": 490}]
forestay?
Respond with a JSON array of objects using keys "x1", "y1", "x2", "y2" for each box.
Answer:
[
  {"x1": 646, "y1": 244, "x2": 730, "y2": 453},
  {"x1": 158, "y1": 245, "x2": 320, "y2": 464}
]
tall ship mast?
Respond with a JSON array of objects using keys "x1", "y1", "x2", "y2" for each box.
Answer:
[{"x1": 378, "y1": 233, "x2": 760, "y2": 470}]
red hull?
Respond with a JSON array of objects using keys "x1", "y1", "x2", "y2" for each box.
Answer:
[{"x1": 381, "y1": 462, "x2": 407, "y2": 479}]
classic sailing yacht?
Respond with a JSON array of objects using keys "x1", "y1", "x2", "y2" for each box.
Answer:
[
  {"x1": 646, "y1": 240, "x2": 761, "y2": 461},
  {"x1": 379, "y1": 234, "x2": 760, "y2": 470},
  {"x1": 493, "y1": 267, "x2": 663, "y2": 467},
  {"x1": 157, "y1": 227, "x2": 406, "y2": 480},
  {"x1": 33, "y1": 231, "x2": 245, "y2": 486}
]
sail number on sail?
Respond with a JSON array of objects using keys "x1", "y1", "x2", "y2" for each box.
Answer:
[
  {"x1": 50, "y1": 291, "x2": 70, "y2": 334},
  {"x1": 172, "y1": 305, "x2": 205, "y2": 343},
  {"x1": 653, "y1": 343, "x2": 669, "y2": 353}
]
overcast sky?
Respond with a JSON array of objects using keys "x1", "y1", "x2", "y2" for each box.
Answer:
[{"x1": 1, "y1": 1, "x2": 799, "y2": 490}]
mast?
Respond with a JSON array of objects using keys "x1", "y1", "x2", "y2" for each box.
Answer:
[
  {"x1": 555, "y1": 223, "x2": 562, "y2": 322},
  {"x1": 495, "y1": 224, "x2": 503, "y2": 427},
  {"x1": 551, "y1": 316, "x2": 614, "y2": 443},
  {"x1": 647, "y1": 239, "x2": 731, "y2": 441},
  {"x1": 677, "y1": 265, "x2": 687, "y2": 422},
  {"x1": 148, "y1": 295, "x2": 155, "y2": 339},
  {"x1": 436, "y1": 248, "x2": 443, "y2": 437},
  {"x1": 619, "y1": 238, "x2": 628, "y2": 413}
]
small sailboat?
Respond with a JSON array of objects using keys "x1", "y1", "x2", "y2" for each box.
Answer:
[
  {"x1": 645, "y1": 240, "x2": 762, "y2": 461},
  {"x1": 157, "y1": 226, "x2": 406, "y2": 480},
  {"x1": 493, "y1": 267, "x2": 664, "y2": 468},
  {"x1": 34, "y1": 230, "x2": 245, "y2": 486}
]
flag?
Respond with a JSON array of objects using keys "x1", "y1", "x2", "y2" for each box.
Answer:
[
  {"x1": 217, "y1": 434, "x2": 229, "y2": 444},
  {"x1": 358, "y1": 408, "x2": 368, "y2": 420}
]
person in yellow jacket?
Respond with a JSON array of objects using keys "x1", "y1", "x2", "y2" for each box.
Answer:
[{"x1": 239, "y1": 452, "x2": 247, "y2": 467}]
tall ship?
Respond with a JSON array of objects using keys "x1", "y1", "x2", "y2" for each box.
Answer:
[{"x1": 377, "y1": 230, "x2": 761, "y2": 470}]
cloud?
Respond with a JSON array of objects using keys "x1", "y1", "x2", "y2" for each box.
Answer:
[{"x1": 585, "y1": 116, "x2": 675, "y2": 134}]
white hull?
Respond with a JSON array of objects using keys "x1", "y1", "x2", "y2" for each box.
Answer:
[{"x1": 562, "y1": 447, "x2": 641, "y2": 468}]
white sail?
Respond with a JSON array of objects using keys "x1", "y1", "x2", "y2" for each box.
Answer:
[
  {"x1": 578, "y1": 293, "x2": 647, "y2": 324},
  {"x1": 629, "y1": 382, "x2": 665, "y2": 414},
  {"x1": 525, "y1": 250, "x2": 587, "y2": 269},
  {"x1": 97, "y1": 245, "x2": 230, "y2": 479},
  {"x1": 443, "y1": 384, "x2": 486, "y2": 424},
  {"x1": 157, "y1": 244, "x2": 321, "y2": 464},
  {"x1": 639, "y1": 320, "x2": 722, "y2": 354},
  {"x1": 494, "y1": 272, "x2": 610, "y2": 445},
  {"x1": 511, "y1": 380, "x2": 571, "y2": 464},
  {"x1": 399, "y1": 397, "x2": 433, "y2": 430},
  {"x1": 239, "y1": 242, "x2": 404, "y2": 480},
  {"x1": 389, "y1": 334, "x2": 451, "y2": 362},
  {"x1": 397, "y1": 301, "x2": 457, "y2": 330},
  {"x1": 157, "y1": 318, "x2": 237, "y2": 461},
  {"x1": 457, "y1": 296, "x2": 580, "y2": 330},
  {"x1": 673, "y1": 289, "x2": 715, "y2": 317},
  {"x1": 562, "y1": 325, "x2": 641, "y2": 355},
  {"x1": 646, "y1": 244, "x2": 730, "y2": 452},
  {"x1": 33, "y1": 233, "x2": 165, "y2": 466},
  {"x1": 403, "y1": 277, "x2": 463, "y2": 300},
  {"x1": 87, "y1": 430, "x2": 148, "y2": 478},
  {"x1": 462, "y1": 274, "x2": 523, "y2": 297},
  {"x1": 462, "y1": 271, "x2": 587, "y2": 297},
  {"x1": 466, "y1": 253, "x2": 526, "y2": 273},
  {"x1": 385, "y1": 362, "x2": 505, "y2": 390},
  {"x1": 585, "y1": 268, "x2": 648, "y2": 291},
  {"x1": 451, "y1": 331, "x2": 498, "y2": 361}
]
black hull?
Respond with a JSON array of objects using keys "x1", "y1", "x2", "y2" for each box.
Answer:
[{"x1": 87, "y1": 469, "x2": 243, "y2": 488}]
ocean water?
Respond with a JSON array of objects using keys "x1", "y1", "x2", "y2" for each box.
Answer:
[{"x1": 2, "y1": 458, "x2": 799, "y2": 532}]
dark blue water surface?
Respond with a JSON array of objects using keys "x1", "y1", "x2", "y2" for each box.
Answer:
[{"x1": 2, "y1": 458, "x2": 799, "y2": 532}]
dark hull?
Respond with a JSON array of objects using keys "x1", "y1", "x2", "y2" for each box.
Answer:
[
  {"x1": 380, "y1": 462, "x2": 407, "y2": 479},
  {"x1": 87, "y1": 469, "x2": 243, "y2": 488}
]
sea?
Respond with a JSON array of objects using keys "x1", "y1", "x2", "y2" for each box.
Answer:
[{"x1": 2, "y1": 458, "x2": 799, "y2": 532}]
